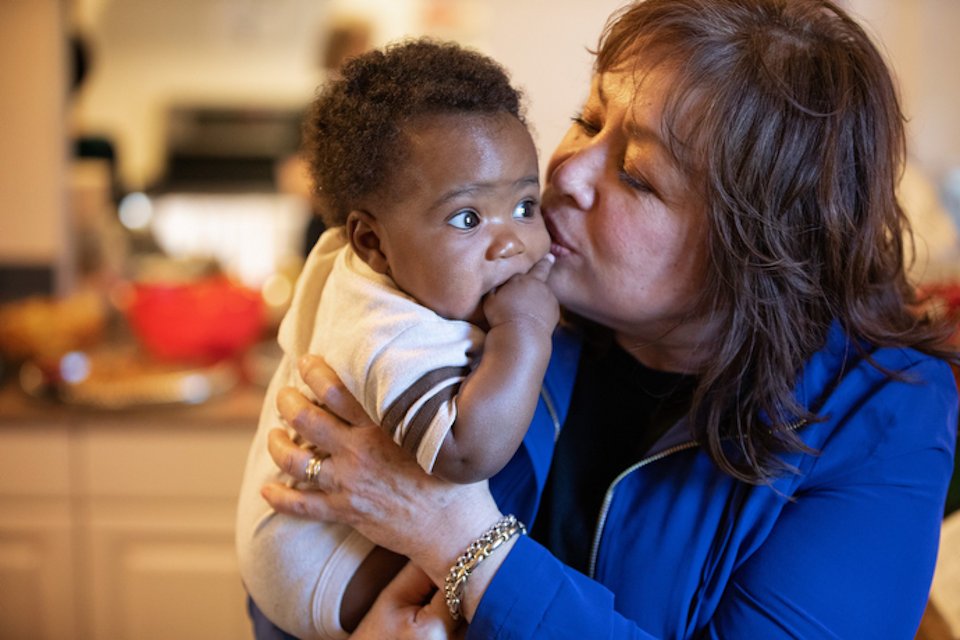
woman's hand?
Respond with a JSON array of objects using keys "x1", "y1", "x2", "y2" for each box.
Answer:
[
  {"x1": 260, "y1": 356, "x2": 503, "y2": 586},
  {"x1": 350, "y1": 562, "x2": 465, "y2": 640}
]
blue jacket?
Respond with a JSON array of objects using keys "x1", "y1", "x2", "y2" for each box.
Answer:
[{"x1": 476, "y1": 323, "x2": 958, "y2": 639}]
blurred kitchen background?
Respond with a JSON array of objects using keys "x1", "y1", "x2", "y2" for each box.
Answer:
[{"x1": 0, "y1": 1, "x2": 959, "y2": 639}]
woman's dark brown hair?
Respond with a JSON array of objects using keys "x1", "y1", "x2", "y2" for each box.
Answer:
[{"x1": 597, "y1": 0, "x2": 956, "y2": 483}]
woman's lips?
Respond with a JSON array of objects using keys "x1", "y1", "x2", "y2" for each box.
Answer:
[{"x1": 544, "y1": 215, "x2": 575, "y2": 257}]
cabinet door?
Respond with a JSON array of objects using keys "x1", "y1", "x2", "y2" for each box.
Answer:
[
  {"x1": 0, "y1": 426, "x2": 77, "y2": 640},
  {"x1": 81, "y1": 501, "x2": 252, "y2": 640},
  {"x1": 0, "y1": 505, "x2": 76, "y2": 640},
  {"x1": 77, "y1": 424, "x2": 254, "y2": 640}
]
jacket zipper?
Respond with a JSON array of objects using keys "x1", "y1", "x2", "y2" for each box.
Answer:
[
  {"x1": 586, "y1": 439, "x2": 699, "y2": 577},
  {"x1": 540, "y1": 387, "x2": 561, "y2": 441},
  {"x1": 586, "y1": 419, "x2": 807, "y2": 578}
]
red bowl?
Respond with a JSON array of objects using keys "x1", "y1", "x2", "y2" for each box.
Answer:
[{"x1": 126, "y1": 276, "x2": 266, "y2": 363}]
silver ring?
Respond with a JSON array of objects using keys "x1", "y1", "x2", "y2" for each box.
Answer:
[{"x1": 304, "y1": 455, "x2": 324, "y2": 485}]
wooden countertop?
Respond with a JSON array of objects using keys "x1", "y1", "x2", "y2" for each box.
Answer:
[{"x1": 0, "y1": 378, "x2": 265, "y2": 428}]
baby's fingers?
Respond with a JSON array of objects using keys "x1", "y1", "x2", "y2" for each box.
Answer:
[{"x1": 527, "y1": 253, "x2": 556, "y2": 282}]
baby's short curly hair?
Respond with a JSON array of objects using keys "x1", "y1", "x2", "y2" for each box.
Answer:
[{"x1": 303, "y1": 38, "x2": 525, "y2": 226}]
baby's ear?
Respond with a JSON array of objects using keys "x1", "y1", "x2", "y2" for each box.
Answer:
[{"x1": 346, "y1": 210, "x2": 390, "y2": 275}]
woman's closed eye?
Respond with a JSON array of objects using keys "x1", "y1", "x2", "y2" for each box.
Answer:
[
  {"x1": 571, "y1": 112, "x2": 601, "y2": 137},
  {"x1": 618, "y1": 167, "x2": 655, "y2": 194},
  {"x1": 448, "y1": 209, "x2": 480, "y2": 230}
]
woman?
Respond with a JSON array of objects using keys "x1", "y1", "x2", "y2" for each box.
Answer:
[{"x1": 259, "y1": 0, "x2": 958, "y2": 637}]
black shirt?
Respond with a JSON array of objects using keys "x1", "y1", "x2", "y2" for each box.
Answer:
[{"x1": 530, "y1": 339, "x2": 697, "y2": 574}]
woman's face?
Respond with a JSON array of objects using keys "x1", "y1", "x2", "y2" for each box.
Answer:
[{"x1": 543, "y1": 68, "x2": 714, "y2": 366}]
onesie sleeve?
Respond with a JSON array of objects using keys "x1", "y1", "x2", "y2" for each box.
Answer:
[
  {"x1": 310, "y1": 248, "x2": 485, "y2": 474},
  {"x1": 364, "y1": 319, "x2": 481, "y2": 472}
]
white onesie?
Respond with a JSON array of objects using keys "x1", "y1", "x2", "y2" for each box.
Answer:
[{"x1": 235, "y1": 228, "x2": 484, "y2": 639}]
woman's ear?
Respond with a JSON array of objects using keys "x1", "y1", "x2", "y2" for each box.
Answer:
[{"x1": 346, "y1": 210, "x2": 390, "y2": 274}]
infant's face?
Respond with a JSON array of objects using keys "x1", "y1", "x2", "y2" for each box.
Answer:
[{"x1": 365, "y1": 112, "x2": 549, "y2": 325}]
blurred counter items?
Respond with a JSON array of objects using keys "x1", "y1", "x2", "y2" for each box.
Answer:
[
  {"x1": 0, "y1": 291, "x2": 106, "y2": 363},
  {"x1": 124, "y1": 275, "x2": 265, "y2": 364},
  {"x1": 18, "y1": 346, "x2": 240, "y2": 410}
]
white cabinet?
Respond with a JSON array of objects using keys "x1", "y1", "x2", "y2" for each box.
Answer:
[
  {"x1": 0, "y1": 511, "x2": 76, "y2": 640},
  {"x1": 0, "y1": 424, "x2": 77, "y2": 640},
  {"x1": 77, "y1": 422, "x2": 255, "y2": 640},
  {"x1": 0, "y1": 390, "x2": 261, "y2": 640}
]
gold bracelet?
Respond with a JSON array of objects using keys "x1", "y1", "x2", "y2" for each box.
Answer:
[{"x1": 443, "y1": 514, "x2": 526, "y2": 620}]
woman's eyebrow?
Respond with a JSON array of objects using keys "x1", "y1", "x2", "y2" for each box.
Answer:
[
  {"x1": 624, "y1": 119, "x2": 686, "y2": 180},
  {"x1": 595, "y1": 75, "x2": 667, "y2": 151},
  {"x1": 595, "y1": 76, "x2": 607, "y2": 106}
]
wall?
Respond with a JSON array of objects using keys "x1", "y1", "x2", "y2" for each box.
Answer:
[
  {"x1": 4, "y1": 1, "x2": 958, "y2": 288},
  {"x1": 71, "y1": 0, "x2": 625, "y2": 191},
  {"x1": 483, "y1": 0, "x2": 626, "y2": 169},
  {"x1": 845, "y1": 0, "x2": 960, "y2": 184},
  {"x1": 0, "y1": 1, "x2": 67, "y2": 274},
  {"x1": 71, "y1": 0, "x2": 336, "y2": 190},
  {"x1": 70, "y1": 0, "x2": 960, "y2": 193}
]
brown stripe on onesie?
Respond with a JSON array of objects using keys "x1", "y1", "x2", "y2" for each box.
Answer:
[{"x1": 381, "y1": 365, "x2": 469, "y2": 452}]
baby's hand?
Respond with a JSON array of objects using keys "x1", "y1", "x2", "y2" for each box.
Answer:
[{"x1": 482, "y1": 254, "x2": 559, "y2": 334}]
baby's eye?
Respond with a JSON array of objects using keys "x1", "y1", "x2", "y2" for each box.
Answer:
[
  {"x1": 513, "y1": 199, "x2": 538, "y2": 220},
  {"x1": 448, "y1": 209, "x2": 480, "y2": 229}
]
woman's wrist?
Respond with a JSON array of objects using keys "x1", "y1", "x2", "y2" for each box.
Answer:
[
  {"x1": 443, "y1": 514, "x2": 526, "y2": 620},
  {"x1": 402, "y1": 498, "x2": 522, "y2": 622},
  {"x1": 408, "y1": 487, "x2": 504, "y2": 588},
  {"x1": 456, "y1": 524, "x2": 521, "y2": 622}
]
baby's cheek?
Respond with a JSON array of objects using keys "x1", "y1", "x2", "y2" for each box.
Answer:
[{"x1": 530, "y1": 225, "x2": 553, "y2": 260}]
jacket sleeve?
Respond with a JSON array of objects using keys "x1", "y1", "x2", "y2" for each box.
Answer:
[
  {"x1": 468, "y1": 535, "x2": 662, "y2": 640},
  {"x1": 469, "y1": 356, "x2": 958, "y2": 640}
]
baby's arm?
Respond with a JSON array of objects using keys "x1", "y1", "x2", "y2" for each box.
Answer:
[{"x1": 433, "y1": 255, "x2": 559, "y2": 483}]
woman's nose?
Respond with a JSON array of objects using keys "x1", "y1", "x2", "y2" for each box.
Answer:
[
  {"x1": 487, "y1": 230, "x2": 525, "y2": 260},
  {"x1": 547, "y1": 138, "x2": 604, "y2": 212}
]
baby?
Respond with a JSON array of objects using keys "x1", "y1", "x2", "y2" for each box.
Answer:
[{"x1": 235, "y1": 39, "x2": 557, "y2": 640}]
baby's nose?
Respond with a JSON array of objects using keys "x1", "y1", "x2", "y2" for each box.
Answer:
[{"x1": 487, "y1": 231, "x2": 525, "y2": 260}]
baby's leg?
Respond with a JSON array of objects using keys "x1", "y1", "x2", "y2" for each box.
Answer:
[
  {"x1": 339, "y1": 545, "x2": 408, "y2": 631},
  {"x1": 238, "y1": 513, "x2": 377, "y2": 640}
]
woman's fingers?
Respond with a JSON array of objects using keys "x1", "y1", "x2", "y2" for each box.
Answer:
[
  {"x1": 277, "y1": 386, "x2": 349, "y2": 455},
  {"x1": 417, "y1": 585, "x2": 460, "y2": 637},
  {"x1": 389, "y1": 564, "x2": 460, "y2": 638},
  {"x1": 266, "y1": 427, "x2": 310, "y2": 478},
  {"x1": 267, "y1": 428, "x2": 334, "y2": 490},
  {"x1": 261, "y1": 481, "x2": 337, "y2": 522},
  {"x1": 275, "y1": 356, "x2": 373, "y2": 456},
  {"x1": 350, "y1": 562, "x2": 460, "y2": 640},
  {"x1": 297, "y1": 355, "x2": 370, "y2": 426}
]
